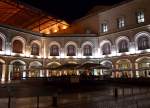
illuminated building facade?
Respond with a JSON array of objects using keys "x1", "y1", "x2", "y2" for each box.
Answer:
[{"x1": 0, "y1": 0, "x2": 150, "y2": 81}]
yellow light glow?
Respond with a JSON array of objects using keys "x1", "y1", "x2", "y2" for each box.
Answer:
[
  {"x1": 62, "y1": 26, "x2": 67, "y2": 30},
  {"x1": 53, "y1": 29, "x2": 58, "y2": 33},
  {"x1": 45, "y1": 29, "x2": 50, "y2": 34}
]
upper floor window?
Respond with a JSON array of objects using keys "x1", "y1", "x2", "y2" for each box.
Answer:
[
  {"x1": 83, "y1": 45, "x2": 92, "y2": 56},
  {"x1": 137, "y1": 11, "x2": 144, "y2": 23},
  {"x1": 31, "y1": 43, "x2": 39, "y2": 56},
  {"x1": 102, "y1": 43, "x2": 111, "y2": 55},
  {"x1": 118, "y1": 40, "x2": 128, "y2": 53},
  {"x1": 0, "y1": 38, "x2": 2, "y2": 51},
  {"x1": 117, "y1": 17, "x2": 125, "y2": 28},
  {"x1": 12, "y1": 40, "x2": 23, "y2": 53},
  {"x1": 138, "y1": 36, "x2": 149, "y2": 50},
  {"x1": 67, "y1": 45, "x2": 76, "y2": 56},
  {"x1": 101, "y1": 23, "x2": 108, "y2": 33},
  {"x1": 50, "y1": 45, "x2": 59, "y2": 56}
]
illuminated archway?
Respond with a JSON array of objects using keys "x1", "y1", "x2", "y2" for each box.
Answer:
[
  {"x1": 29, "y1": 61, "x2": 42, "y2": 77},
  {"x1": 116, "y1": 59, "x2": 132, "y2": 78},
  {"x1": 136, "y1": 56, "x2": 150, "y2": 77},
  {"x1": 47, "y1": 62, "x2": 61, "y2": 77},
  {"x1": 9, "y1": 60, "x2": 26, "y2": 80}
]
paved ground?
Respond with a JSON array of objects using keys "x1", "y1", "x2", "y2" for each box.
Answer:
[{"x1": 0, "y1": 79, "x2": 150, "y2": 108}]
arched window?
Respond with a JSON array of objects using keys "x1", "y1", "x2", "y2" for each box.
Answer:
[
  {"x1": 67, "y1": 45, "x2": 76, "y2": 56},
  {"x1": 138, "y1": 36, "x2": 149, "y2": 50},
  {"x1": 118, "y1": 40, "x2": 128, "y2": 53},
  {"x1": 31, "y1": 43, "x2": 39, "y2": 55},
  {"x1": 0, "y1": 38, "x2": 2, "y2": 51},
  {"x1": 83, "y1": 45, "x2": 92, "y2": 56},
  {"x1": 102, "y1": 43, "x2": 111, "y2": 55},
  {"x1": 13, "y1": 40, "x2": 23, "y2": 53},
  {"x1": 50, "y1": 45, "x2": 59, "y2": 56}
]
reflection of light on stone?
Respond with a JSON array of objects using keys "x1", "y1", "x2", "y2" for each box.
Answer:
[
  {"x1": 55, "y1": 56, "x2": 60, "y2": 59},
  {"x1": 110, "y1": 50, "x2": 116, "y2": 57},
  {"x1": 30, "y1": 55, "x2": 33, "y2": 58},
  {"x1": 147, "y1": 25, "x2": 150, "y2": 30},
  {"x1": 1, "y1": 64, "x2": 6, "y2": 82},
  {"x1": 53, "y1": 29, "x2": 58, "y2": 33},
  {"x1": 46, "y1": 70, "x2": 49, "y2": 77},
  {"x1": 116, "y1": 53, "x2": 121, "y2": 56},
  {"x1": 94, "y1": 69, "x2": 98, "y2": 76},
  {"x1": 77, "y1": 70, "x2": 80, "y2": 75},
  {"x1": 78, "y1": 52, "x2": 82, "y2": 58},
  {"x1": 45, "y1": 29, "x2": 50, "y2": 34},
  {"x1": 60, "y1": 52, "x2": 64, "y2": 58},
  {"x1": 64, "y1": 55, "x2": 69, "y2": 58},
  {"x1": 62, "y1": 26, "x2": 67, "y2": 30},
  {"x1": 135, "y1": 50, "x2": 142, "y2": 54},
  {"x1": 22, "y1": 72, "x2": 26, "y2": 79},
  {"x1": 37, "y1": 56, "x2": 41, "y2": 58},
  {"x1": 40, "y1": 70, "x2": 43, "y2": 77},
  {"x1": 146, "y1": 49, "x2": 150, "y2": 52},
  {"x1": 0, "y1": 51, "x2": 4, "y2": 54},
  {"x1": 95, "y1": 51, "x2": 100, "y2": 58},
  {"x1": 1, "y1": 78, "x2": 5, "y2": 82},
  {"x1": 26, "y1": 51, "x2": 30, "y2": 57},
  {"x1": 48, "y1": 56, "x2": 53, "y2": 59},
  {"x1": 20, "y1": 54, "x2": 25, "y2": 57},
  {"x1": 11, "y1": 53, "x2": 15, "y2": 56},
  {"x1": 5, "y1": 49, "x2": 11, "y2": 55},
  {"x1": 129, "y1": 47, "x2": 136, "y2": 54}
]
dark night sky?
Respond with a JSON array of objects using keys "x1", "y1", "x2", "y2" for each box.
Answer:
[{"x1": 19, "y1": 0, "x2": 126, "y2": 22}]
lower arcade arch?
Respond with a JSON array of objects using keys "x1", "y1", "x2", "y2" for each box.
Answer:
[
  {"x1": 135, "y1": 57, "x2": 150, "y2": 77},
  {"x1": 29, "y1": 61, "x2": 43, "y2": 77},
  {"x1": 46, "y1": 62, "x2": 61, "y2": 77},
  {"x1": 9, "y1": 60, "x2": 26, "y2": 80},
  {"x1": 115, "y1": 59, "x2": 132, "y2": 78},
  {"x1": 0, "y1": 58, "x2": 5, "y2": 81},
  {"x1": 99, "y1": 60, "x2": 113, "y2": 77}
]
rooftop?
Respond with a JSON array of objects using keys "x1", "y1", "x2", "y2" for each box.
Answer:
[{"x1": 0, "y1": 0, "x2": 69, "y2": 34}]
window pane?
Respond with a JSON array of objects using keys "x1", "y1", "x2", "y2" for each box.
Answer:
[
  {"x1": 102, "y1": 43, "x2": 111, "y2": 55},
  {"x1": 50, "y1": 45, "x2": 59, "y2": 56},
  {"x1": 101, "y1": 23, "x2": 108, "y2": 32},
  {"x1": 137, "y1": 11, "x2": 144, "y2": 23},
  {"x1": 118, "y1": 17, "x2": 125, "y2": 28},
  {"x1": 119, "y1": 40, "x2": 128, "y2": 53},
  {"x1": 13, "y1": 40, "x2": 23, "y2": 53},
  {"x1": 31, "y1": 43, "x2": 39, "y2": 55},
  {"x1": 83, "y1": 45, "x2": 92, "y2": 56},
  {"x1": 67, "y1": 45, "x2": 75, "y2": 56},
  {"x1": 138, "y1": 36, "x2": 149, "y2": 50}
]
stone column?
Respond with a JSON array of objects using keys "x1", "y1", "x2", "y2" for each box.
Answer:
[
  {"x1": 4, "y1": 63, "x2": 10, "y2": 81},
  {"x1": 77, "y1": 48, "x2": 82, "y2": 58},
  {"x1": 41, "y1": 38, "x2": 46, "y2": 58},
  {"x1": 1, "y1": 64, "x2": 6, "y2": 82},
  {"x1": 135, "y1": 62, "x2": 139, "y2": 77},
  {"x1": 131, "y1": 62, "x2": 136, "y2": 78}
]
